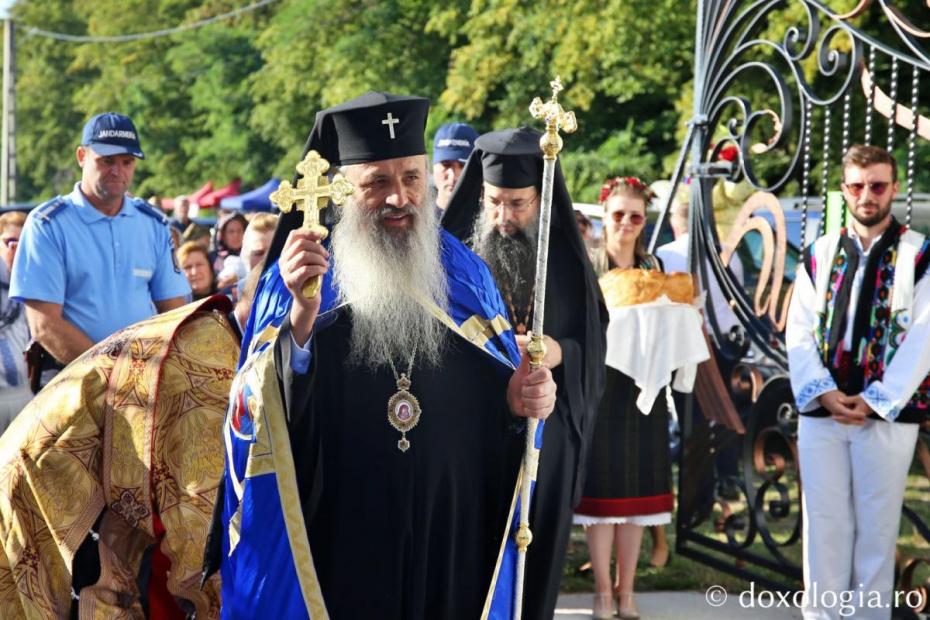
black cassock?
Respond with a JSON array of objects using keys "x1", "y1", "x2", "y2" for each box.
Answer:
[
  {"x1": 441, "y1": 127, "x2": 608, "y2": 619},
  {"x1": 276, "y1": 310, "x2": 523, "y2": 619},
  {"x1": 522, "y1": 240, "x2": 601, "y2": 620}
]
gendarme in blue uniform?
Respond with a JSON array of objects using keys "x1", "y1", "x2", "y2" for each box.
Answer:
[{"x1": 10, "y1": 183, "x2": 191, "y2": 344}]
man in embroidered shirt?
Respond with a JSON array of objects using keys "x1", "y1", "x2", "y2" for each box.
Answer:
[{"x1": 787, "y1": 144, "x2": 930, "y2": 619}]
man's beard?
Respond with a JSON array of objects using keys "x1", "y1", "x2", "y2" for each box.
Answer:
[
  {"x1": 850, "y1": 199, "x2": 893, "y2": 227},
  {"x1": 471, "y1": 209, "x2": 538, "y2": 308},
  {"x1": 330, "y1": 196, "x2": 448, "y2": 370}
]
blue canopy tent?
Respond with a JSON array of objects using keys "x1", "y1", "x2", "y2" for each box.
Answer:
[{"x1": 220, "y1": 178, "x2": 280, "y2": 212}]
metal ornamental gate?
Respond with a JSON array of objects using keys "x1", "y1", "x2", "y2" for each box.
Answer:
[{"x1": 659, "y1": 1, "x2": 930, "y2": 612}]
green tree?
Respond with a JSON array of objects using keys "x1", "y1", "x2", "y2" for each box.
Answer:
[
  {"x1": 67, "y1": 0, "x2": 278, "y2": 199},
  {"x1": 11, "y1": 0, "x2": 279, "y2": 202},
  {"x1": 251, "y1": 0, "x2": 463, "y2": 177},
  {"x1": 12, "y1": 0, "x2": 92, "y2": 201},
  {"x1": 166, "y1": 2, "x2": 279, "y2": 194},
  {"x1": 7, "y1": 0, "x2": 701, "y2": 204},
  {"x1": 431, "y1": 0, "x2": 697, "y2": 197}
]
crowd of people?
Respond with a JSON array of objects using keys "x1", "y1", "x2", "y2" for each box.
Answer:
[
  {"x1": 0, "y1": 96, "x2": 921, "y2": 620},
  {"x1": 171, "y1": 210, "x2": 278, "y2": 302}
]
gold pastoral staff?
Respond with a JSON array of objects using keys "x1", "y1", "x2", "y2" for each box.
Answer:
[
  {"x1": 514, "y1": 75, "x2": 578, "y2": 620},
  {"x1": 270, "y1": 150, "x2": 354, "y2": 298}
]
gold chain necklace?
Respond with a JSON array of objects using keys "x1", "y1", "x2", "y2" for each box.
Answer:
[
  {"x1": 504, "y1": 285, "x2": 535, "y2": 336},
  {"x1": 386, "y1": 346, "x2": 421, "y2": 453}
]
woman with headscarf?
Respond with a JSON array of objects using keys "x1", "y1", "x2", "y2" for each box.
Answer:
[{"x1": 209, "y1": 212, "x2": 247, "y2": 276}]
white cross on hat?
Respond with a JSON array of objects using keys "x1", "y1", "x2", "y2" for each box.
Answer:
[{"x1": 382, "y1": 112, "x2": 400, "y2": 140}]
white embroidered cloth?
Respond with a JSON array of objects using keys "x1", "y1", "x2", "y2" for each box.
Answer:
[{"x1": 605, "y1": 296, "x2": 710, "y2": 414}]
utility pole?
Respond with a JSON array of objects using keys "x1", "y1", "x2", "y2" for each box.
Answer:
[{"x1": 1, "y1": 17, "x2": 15, "y2": 206}]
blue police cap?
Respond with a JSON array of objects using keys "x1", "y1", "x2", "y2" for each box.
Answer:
[
  {"x1": 432, "y1": 122, "x2": 478, "y2": 164},
  {"x1": 81, "y1": 112, "x2": 145, "y2": 159}
]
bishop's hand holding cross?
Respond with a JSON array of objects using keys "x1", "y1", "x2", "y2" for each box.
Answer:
[
  {"x1": 271, "y1": 150, "x2": 354, "y2": 296},
  {"x1": 273, "y1": 150, "x2": 354, "y2": 346}
]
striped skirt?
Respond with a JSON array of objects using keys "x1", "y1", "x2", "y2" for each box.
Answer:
[{"x1": 575, "y1": 366, "x2": 673, "y2": 524}]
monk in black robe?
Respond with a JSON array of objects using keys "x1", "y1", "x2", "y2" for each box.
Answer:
[{"x1": 443, "y1": 127, "x2": 608, "y2": 620}]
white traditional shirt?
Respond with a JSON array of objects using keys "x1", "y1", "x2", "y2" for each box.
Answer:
[{"x1": 786, "y1": 227, "x2": 930, "y2": 421}]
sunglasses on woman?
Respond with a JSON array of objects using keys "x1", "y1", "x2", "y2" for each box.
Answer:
[
  {"x1": 609, "y1": 210, "x2": 645, "y2": 225},
  {"x1": 843, "y1": 181, "x2": 891, "y2": 197}
]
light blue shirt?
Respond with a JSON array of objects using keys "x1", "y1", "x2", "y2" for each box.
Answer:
[
  {"x1": 11, "y1": 184, "x2": 191, "y2": 343},
  {"x1": 290, "y1": 331, "x2": 312, "y2": 374}
]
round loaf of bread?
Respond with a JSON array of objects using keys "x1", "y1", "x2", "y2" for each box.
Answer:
[{"x1": 599, "y1": 268, "x2": 694, "y2": 307}]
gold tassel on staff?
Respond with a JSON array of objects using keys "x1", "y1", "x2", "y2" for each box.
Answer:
[{"x1": 513, "y1": 76, "x2": 577, "y2": 619}]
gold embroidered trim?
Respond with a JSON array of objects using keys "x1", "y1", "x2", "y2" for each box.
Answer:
[
  {"x1": 257, "y1": 347, "x2": 329, "y2": 618},
  {"x1": 250, "y1": 323, "x2": 281, "y2": 357},
  {"x1": 410, "y1": 293, "x2": 515, "y2": 370},
  {"x1": 460, "y1": 314, "x2": 513, "y2": 346}
]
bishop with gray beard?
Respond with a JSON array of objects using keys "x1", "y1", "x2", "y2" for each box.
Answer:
[
  {"x1": 331, "y1": 191, "x2": 448, "y2": 369},
  {"x1": 443, "y1": 127, "x2": 608, "y2": 620},
  {"x1": 228, "y1": 94, "x2": 558, "y2": 620}
]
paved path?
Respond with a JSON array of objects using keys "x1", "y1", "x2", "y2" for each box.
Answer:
[{"x1": 555, "y1": 591, "x2": 801, "y2": 619}]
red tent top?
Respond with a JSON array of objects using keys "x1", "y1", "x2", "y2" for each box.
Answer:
[
  {"x1": 161, "y1": 181, "x2": 214, "y2": 212},
  {"x1": 190, "y1": 181, "x2": 215, "y2": 206},
  {"x1": 200, "y1": 179, "x2": 242, "y2": 208}
]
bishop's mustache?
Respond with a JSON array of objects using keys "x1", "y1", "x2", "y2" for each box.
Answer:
[{"x1": 372, "y1": 204, "x2": 418, "y2": 222}]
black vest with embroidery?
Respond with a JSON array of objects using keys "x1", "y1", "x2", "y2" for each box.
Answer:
[{"x1": 803, "y1": 221, "x2": 930, "y2": 423}]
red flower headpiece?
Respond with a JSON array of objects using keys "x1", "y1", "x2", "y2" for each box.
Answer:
[{"x1": 599, "y1": 176, "x2": 655, "y2": 204}]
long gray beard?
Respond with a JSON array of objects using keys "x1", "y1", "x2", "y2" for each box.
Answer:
[
  {"x1": 330, "y1": 197, "x2": 448, "y2": 370},
  {"x1": 472, "y1": 209, "x2": 538, "y2": 306}
]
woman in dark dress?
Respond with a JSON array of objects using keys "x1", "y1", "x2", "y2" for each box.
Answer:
[{"x1": 576, "y1": 177, "x2": 672, "y2": 620}]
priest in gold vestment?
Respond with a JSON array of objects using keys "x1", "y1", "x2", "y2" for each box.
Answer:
[{"x1": 0, "y1": 295, "x2": 240, "y2": 619}]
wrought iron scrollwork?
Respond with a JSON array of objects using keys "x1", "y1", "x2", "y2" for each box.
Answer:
[{"x1": 673, "y1": 0, "x2": 930, "y2": 598}]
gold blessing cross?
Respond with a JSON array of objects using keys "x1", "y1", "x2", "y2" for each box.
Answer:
[{"x1": 270, "y1": 150, "x2": 354, "y2": 298}]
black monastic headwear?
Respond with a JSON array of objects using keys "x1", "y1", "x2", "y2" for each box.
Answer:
[
  {"x1": 477, "y1": 128, "x2": 543, "y2": 189},
  {"x1": 443, "y1": 127, "x2": 578, "y2": 256},
  {"x1": 264, "y1": 92, "x2": 430, "y2": 271}
]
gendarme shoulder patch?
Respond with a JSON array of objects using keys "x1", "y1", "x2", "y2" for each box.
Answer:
[{"x1": 33, "y1": 197, "x2": 68, "y2": 223}]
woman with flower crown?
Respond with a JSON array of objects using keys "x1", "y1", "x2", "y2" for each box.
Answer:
[{"x1": 576, "y1": 176, "x2": 673, "y2": 620}]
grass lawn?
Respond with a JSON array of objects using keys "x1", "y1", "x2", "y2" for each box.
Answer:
[{"x1": 560, "y1": 523, "x2": 771, "y2": 594}]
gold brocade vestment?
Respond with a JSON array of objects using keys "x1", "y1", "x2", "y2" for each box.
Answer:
[{"x1": 0, "y1": 297, "x2": 239, "y2": 619}]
